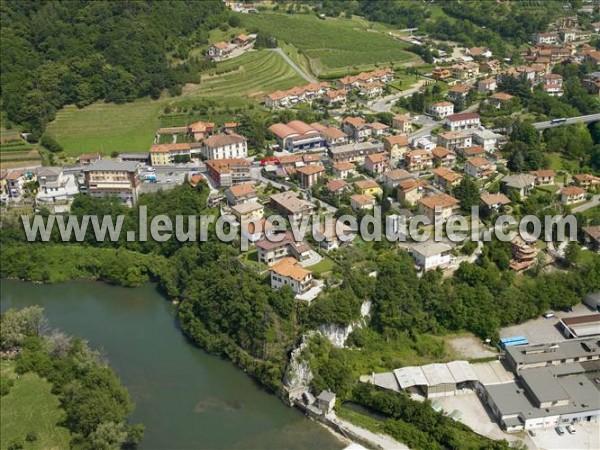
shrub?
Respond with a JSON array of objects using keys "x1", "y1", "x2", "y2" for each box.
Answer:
[{"x1": 40, "y1": 134, "x2": 63, "y2": 152}]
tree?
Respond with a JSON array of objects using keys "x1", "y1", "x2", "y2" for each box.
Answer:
[
  {"x1": 453, "y1": 177, "x2": 480, "y2": 214},
  {"x1": 563, "y1": 242, "x2": 581, "y2": 267}
]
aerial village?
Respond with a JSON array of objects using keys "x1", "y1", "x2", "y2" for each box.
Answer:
[{"x1": 1, "y1": 4, "x2": 600, "y2": 448}]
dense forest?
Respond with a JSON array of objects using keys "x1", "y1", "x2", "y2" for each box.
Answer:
[{"x1": 0, "y1": 0, "x2": 226, "y2": 136}]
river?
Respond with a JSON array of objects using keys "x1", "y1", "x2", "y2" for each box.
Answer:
[{"x1": 0, "y1": 280, "x2": 344, "y2": 450}]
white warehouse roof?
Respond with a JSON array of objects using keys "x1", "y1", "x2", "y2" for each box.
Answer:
[{"x1": 393, "y1": 361, "x2": 478, "y2": 388}]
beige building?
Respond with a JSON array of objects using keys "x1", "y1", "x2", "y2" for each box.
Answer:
[
  {"x1": 83, "y1": 161, "x2": 140, "y2": 207},
  {"x1": 418, "y1": 193, "x2": 460, "y2": 224}
]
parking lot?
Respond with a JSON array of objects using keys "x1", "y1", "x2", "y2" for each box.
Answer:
[
  {"x1": 528, "y1": 422, "x2": 599, "y2": 450},
  {"x1": 500, "y1": 303, "x2": 598, "y2": 344}
]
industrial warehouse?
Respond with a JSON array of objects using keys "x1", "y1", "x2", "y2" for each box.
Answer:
[
  {"x1": 484, "y1": 337, "x2": 600, "y2": 432},
  {"x1": 367, "y1": 337, "x2": 600, "y2": 433}
]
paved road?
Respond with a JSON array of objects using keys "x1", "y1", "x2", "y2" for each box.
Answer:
[
  {"x1": 572, "y1": 194, "x2": 600, "y2": 213},
  {"x1": 367, "y1": 80, "x2": 426, "y2": 113},
  {"x1": 269, "y1": 48, "x2": 318, "y2": 84},
  {"x1": 533, "y1": 113, "x2": 600, "y2": 131}
]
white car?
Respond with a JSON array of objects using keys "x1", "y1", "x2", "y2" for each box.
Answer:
[{"x1": 566, "y1": 424, "x2": 576, "y2": 434}]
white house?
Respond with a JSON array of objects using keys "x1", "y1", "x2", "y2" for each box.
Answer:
[
  {"x1": 429, "y1": 101, "x2": 454, "y2": 120},
  {"x1": 269, "y1": 257, "x2": 313, "y2": 295},
  {"x1": 202, "y1": 133, "x2": 248, "y2": 160},
  {"x1": 443, "y1": 113, "x2": 481, "y2": 131},
  {"x1": 411, "y1": 242, "x2": 453, "y2": 271}
]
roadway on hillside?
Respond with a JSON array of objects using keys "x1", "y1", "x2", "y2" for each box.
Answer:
[
  {"x1": 571, "y1": 194, "x2": 600, "y2": 213},
  {"x1": 533, "y1": 113, "x2": 600, "y2": 130},
  {"x1": 269, "y1": 48, "x2": 318, "y2": 84}
]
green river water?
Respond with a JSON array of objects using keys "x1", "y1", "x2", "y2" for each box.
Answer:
[{"x1": 0, "y1": 280, "x2": 344, "y2": 450}]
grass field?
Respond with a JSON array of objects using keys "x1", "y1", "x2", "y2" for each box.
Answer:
[
  {"x1": 240, "y1": 13, "x2": 417, "y2": 77},
  {"x1": 1, "y1": 361, "x2": 71, "y2": 450},
  {"x1": 45, "y1": 50, "x2": 305, "y2": 155}
]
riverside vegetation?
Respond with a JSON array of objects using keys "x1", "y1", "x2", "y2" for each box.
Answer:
[
  {"x1": 0, "y1": 307, "x2": 143, "y2": 449},
  {"x1": 3, "y1": 183, "x2": 600, "y2": 449}
]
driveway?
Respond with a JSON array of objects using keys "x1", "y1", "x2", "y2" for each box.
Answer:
[
  {"x1": 269, "y1": 48, "x2": 317, "y2": 83},
  {"x1": 572, "y1": 195, "x2": 600, "y2": 213},
  {"x1": 368, "y1": 80, "x2": 426, "y2": 113}
]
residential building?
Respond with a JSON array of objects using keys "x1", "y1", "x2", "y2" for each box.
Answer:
[
  {"x1": 5, "y1": 170, "x2": 30, "y2": 202},
  {"x1": 392, "y1": 114, "x2": 412, "y2": 134},
  {"x1": 350, "y1": 193, "x2": 376, "y2": 211},
  {"x1": 542, "y1": 74, "x2": 564, "y2": 96},
  {"x1": 471, "y1": 129, "x2": 503, "y2": 152},
  {"x1": 451, "y1": 62, "x2": 479, "y2": 80},
  {"x1": 582, "y1": 226, "x2": 600, "y2": 252},
  {"x1": 331, "y1": 161, "x2": 356, "y2": 180},
  {"x1": 382, "y1": 169, "x2": 413, "y2": 189},
  {"x1": 447, "y1": 84, "x2": 471, "y2": 101},
  {"x1": 478, "y1": 77, "x2": 497, "y2": 94},
  {"x1": 443, "y1": 113, "x2": 481, "y2": 131},
  {"x1": 342, "y1": 117, "x2": 371, "y2": 141},
  {"x1": 418, "y1": 193, "x2": 460, "y2": 224},
  {"x1": 510, "y1": 235, "x2": 538, "y2": 271},
  {"x1": 313, "y1": 223, "x2": 353, "y2": 251},
  {"x1": 269, "y1": 257, "x2": 313, "y2": 295},
  {"x1": 256, "y1": 231, "x2": 312, "y2": 265},
  {"x1": 207, "y1": 41, "x2": 235, "y2": 61},
  {"x1": 366, "y1": 121, "x2": 389, "y2": 137},
  {"x1": 489, "y1": 92, "x2": 515, "y2": 108},
  {"x1": 397, "y1": 178, "x2": 427, "y2": 205},
  {"x1": 582, "y1": 72, "x2": 600, "y2": 96},
  {"x1": 479, "y1": 60, "x2": 502, "y2": 75},
  {"x1": 205, "y1": 158, "x2": 251, "y2": 187},
  {"x1": 431, "y1": 146, "x2": 456, "y2": 167},
  {"x1": 432, "y1": 167, "x2": 462, "y2": 189},
  {"x1": 480, "y1": 193, "x2": 511, "y2": 212},
  {"x1": 269, "y1": 191, "x2": 315, "y2": 222},
  {"x1": 335, "y1": 67, "x2": 395, "y2": 91},
  {"x1": 405, "y1": 149, "x2": 433, "y2": 172},
  {"x1": 231, "y1": 201, "x2": 264, "y2": 222},
  {"x1": 297, "y1": 164, "x2": 325, "y2": 189},
  {"x1": 459, "y1": 145, "x2": 486, "y2": 158},
  {"x1": 467, "y1": 46, "x2": 492, "y2": 59},
  {"x1": 188, "y1": 121, "x2": 215, "y2": 141},
  {"x1": 354, "y1": 179, "x2": 382, "y2": 196},
  {"x1": 363, "y1": 152, "x2": 389, "y2": 176},
  {"x1": 411, "y1": 243, "x2": 453, "y2": 271},
  {"x1": 310, "y1": 123, "x2": 348, "y2": 147},
  {"x1": 35, "y1": 167, "x2": 78, "y2": 205},
  {"x1": 560, "y1": 186, "x2": 586, "y2": 204},
  {"x1": 323, "y1": 89, "x2": 347, "y2": 107},
  {"x1": 226, "y1": 182, "x2": 258, "y2": 206},
  {"x1": 533, "y1": 32, "x2": 558, "y2": 45},
  {"x1": 501, "y1": 174, "x2": 537, "y2": 198},
  {"x1": 326, "y1": 179, "x2": 350, "y2": 196},
  {"x1": 83, "y1": 161, "x2": 140, "y2": 206},
  {"x1": 202, "y1": 133, "x2": 247, "y2": 160},
  {"x1": 383, "y1": 134, "x2": 409, "y2": 161},
  {"x1": 573, "y1": 174, "x2": 600, "y2": 189},
  {"x1": 264, "y1": 82, "x2": 331, "y2": 109},
  {"x1": 359, "y1": 82, "x2": 384, "y2": 98},
  {"x1": 76, "y1": 153, "x2": 102, "y2": 166},
  {"x1": 465, "y1": 157, "x2": 496, "y2": 179},
  {"x1": 432, "y1": 67, "x2": 451, "y2": 81},
  {"x1": 328, "y1": 141, "x2": 384, "y2": 164},
  {"x1": 529, "y1": 170, "x2": 556, "y2": 186},
  {"x1": 429, "y1": 101, "x2": 454, "y2": 119},
  {"x1": 437, "y1": 131, "x2": 472, "y2": 151},
  {"x1": 150, "y1": 143, "x2": 193, "y2": 166}
]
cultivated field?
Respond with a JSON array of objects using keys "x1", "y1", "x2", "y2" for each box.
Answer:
[
  {"x1": 1, "y1": 361, "x2": 71, "y2": 450},
  {"x1": 45, "y1": 50, "x2": 305, "y2": 155},
  {"x1": 240, "y1": 13, "x2": 417, "y2": 77}
]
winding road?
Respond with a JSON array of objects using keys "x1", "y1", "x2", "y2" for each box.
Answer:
[{"x1": 269, "y1": 48, "x2": 318, "y2": 84}]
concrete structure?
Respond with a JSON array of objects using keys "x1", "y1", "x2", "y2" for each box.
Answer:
[
  {"x1": 150, "y1": 143, "x2": 194, "y2": 166},
  {"x1": 36, "y1": 167, "x2": 78, "y2": 205},
  {"x1": 316, "y1": 390, "x2": 336, "y2": 414},
  {"x1": 205, "y1": 158, "x2": 251, "y2": 187},
  {"x1": 83, "y1": 161, "x2": 140, "y2": 206},
  {"x1": 559, "y1": 314, "x2": 600, "y2": 339},
  {"x1": 471, "y1": 129, "x2": 503, "y2": 152},
  {"x1": 437, "y1": 131, "x2": 472, "y2": 151},
  {"x1": 269, "y1": 121, "x2": 325, "y2": 153},
  {"x1": 410, "y1": 242, "x2": 453, "y2": 270},
  {"x1": 429, "y1": 101, "x2": 454, "y2": 119}
]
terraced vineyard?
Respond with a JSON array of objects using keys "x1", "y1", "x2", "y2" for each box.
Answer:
[
  {"x1": 184, "y1": 49, "x2": 306, "y2": 101},
  {"x1": 44, "y1": 50, "x2": 304, "y2": 155},
  {"x1": 240, "y1": 13, "x2": 417, "y2": 77}
]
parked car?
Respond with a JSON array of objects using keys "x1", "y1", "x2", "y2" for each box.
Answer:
[
  {"x1": 543, "y1": 310, "x2": 556, "y2": 319},
  {"x1": 566, "y1": 424, "x2": 576, "y2": 434},
  {"x1": 556, "y1": 425, "x2": 565, "y2": 435},
  {"x1": 528, "y1": 429, "x2": 536, "y2": 437}
]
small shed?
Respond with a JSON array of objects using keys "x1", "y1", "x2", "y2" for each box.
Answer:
[{"x1": 316, "y1": 390, "x2": 336, "y2": 414}]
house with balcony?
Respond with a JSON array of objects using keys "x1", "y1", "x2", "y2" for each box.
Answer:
[
  {"x1": 501, "y1": 174, "x2": 537, "y2": 198},
  {"x1": 397, "y1": 178, "x2": 427, "y2": 206},
  {"x1": 206, "y1": 158, "x2": 251, "y2": 187},
  {"x1": 331, "y1": 162, "x2": 356, "y2": 179},
  {"x1": 432, "y1": 167, "x2": 462, "y2": 189},
  {"x1": 418, "y1": 193, "x2": 460, "y2": 224},
  {"x1": 392, "y1": 114, "x2": 412, "y2": 134},
  {"x1": 478, "y1": 77, "x2": 497, "y2": 94},
  {"x1": 382, "y1": 169, "x2": 413, "y2": 189},
  {"x1": 560, "y1": 186, "x2": 586, "y2": 204},
  {"x1": 429, "y1": 101, "x2": 454, "y2": 119},
  {"x1": 350, "y1": 193, "x2": 376, "y2": 211},
  {"x1": 269, "y1": 257, "x2": 313, "y2": 295},
  {"x1": 256, "y1": 231, "x2": 312, "y2": 265},
  {"x1": 405, "y1": 149, "x2": 433, "y2": 172},
  {"x1": 383, "y1": 134, "x2": 409, "y2": 161},
  {"x1": 269, "y1": 191, "x2": 316, "y2": 222},
  {"x1": 226, "y1": 182, "x2": 258, "y2": 206},
  {"x1": 342, "y1": 117, "x2": 371, "y2": 141},
  {"x1": 202, "y1": 133, "x2": 248, "y2": 160},
  {"x1": 363, "y1": 152, "x2": 389, "y2": 176},
  {"x1": 437, "y1": 131, "x2": 472, "y2": 151},
  {"x1": 297, "y1": 164, "x2": 325, "y2": 189},
  {"x1": 529, "y1": 170, "x2": 556, "y2": 186},
  {"x1": 411, "y1": 242, "x2": 453, "y2": 271},
  {"x1": 465, "y1": 157, "x2": 496, "y2": 179},
  {"x1": 83, "y1": 161, "x2": 140, "y2": 207},
  {"x1": 328, "y1": 141, "x2": 384, "y2": 164},
  {"x1": 354, "y1": 179, "x2": 382, "y2": 196},
  {"x1": 432, "y1": 146, "x2": 457, "y2": 167},
  {"x1": 443, "y1": 113, "x2": 481, "y2": 131}
]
